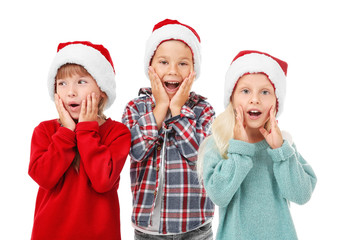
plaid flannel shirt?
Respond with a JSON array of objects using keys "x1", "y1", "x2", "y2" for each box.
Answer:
[{"x1": 122, "y1": 88, "x2": 215, "y2": 234}]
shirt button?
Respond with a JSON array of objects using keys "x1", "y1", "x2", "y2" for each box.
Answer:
[
  {"x1": 156, "y1": 166, "x2": 160, "y2": 172},
  {"x1": 151, "y1": 103, "x2": 155, "y2": 108},
  {"x1": 154, "y1": 190, "x2": 157, "y2": 197},
  {"x1": 157, "y1": 146, "x2": 162, "y2": 151}
]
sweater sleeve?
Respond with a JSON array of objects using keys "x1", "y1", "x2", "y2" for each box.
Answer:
[
  {"x1": 268, "y1": 140, "x2": 317, "y2": 205},
  {"x1": 203, "y1": 138, "x2": 255, "y2": 207},
  {"x1": 76, "y1": 121, "x2": 131, "y2": 193},
  {"x1": 28, "y1": 122, "x2": 76, "y2": 190}
]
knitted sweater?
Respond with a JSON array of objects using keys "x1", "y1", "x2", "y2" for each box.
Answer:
[
  {"x1": 28, "y1": 119, "x2": 131, "y2": 240},
  {"x1": 203, "y1": 137, "x2": 317, "y2": 240}
]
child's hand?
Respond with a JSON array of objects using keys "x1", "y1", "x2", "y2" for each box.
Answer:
[
  {"x1": 149, "y1": 66, "x2": 170, "y2": 108},
  {"x1": 79, "y1": 92, "x2": 99, "y2": 123},
  {"x1": 233, "y1": 105, "x2": 249, "y2": 142},
  {"x1": 55, "y1": 94, "x2": 76, "y2": 131},
  {"x1": 259, "y1": 105, "x2": 283, "y2": 149},
  {"x1": 170, "y1": 71, "x2": 195, "y2": 116}
]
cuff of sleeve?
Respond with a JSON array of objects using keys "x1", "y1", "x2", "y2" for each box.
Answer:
[
  {"x1": 267, "y1": 140, "x2": 295, "y2": 162},
  {"x1": 228, "y1": 139, "x2": 255, "y2": 157},
  {"x1": 57, "y1": 126, "x2": 76, "y2": 144},
  {"x1": 164, "y1": 115, "x2": 180, "y2": 126},
  {"x1": 180, "y1": 105, "x2": 196, "y2": 119},
  {"x1": 165, "y1": 106, "x2": 196, "y2": 126},
  {"x1": 76, "y1": 121, "x2": 99, "y2": 132},
  {"x1": 138, "y1": 112, "x2": 159, "y2": 139}
]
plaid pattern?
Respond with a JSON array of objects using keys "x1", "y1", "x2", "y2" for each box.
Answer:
[{"x1": 122, "y1": 88, "x2": 215, "y2": 234}]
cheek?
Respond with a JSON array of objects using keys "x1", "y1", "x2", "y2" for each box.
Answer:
[
  {"x1": 231, "y1": 94, "x2": 246, "y2": 109},
  {"x1": 152, "y1": 65, "x2": 165, "y2": 79},
  {"x1": 180, "y1": 66, "x2": 192, "y2": 78},
  {"x1": 266, "y1": 96, "x2": 277, "y2": 108},
  {"x1": 55, "y1": 88, "x2": 64, "y2": 97}
]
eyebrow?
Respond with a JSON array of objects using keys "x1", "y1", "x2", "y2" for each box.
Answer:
[{"x1": 236, "y1": 83, "x2": 274, "y2": 89}]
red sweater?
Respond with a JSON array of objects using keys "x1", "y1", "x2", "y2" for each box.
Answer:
[{"x1": 29, "y1": 118, "x2": 131, "y2": 240}]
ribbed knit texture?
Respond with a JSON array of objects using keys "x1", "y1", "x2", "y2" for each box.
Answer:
[{"x1": 203, "y1": 138, "x2": 317, "y2": 240}]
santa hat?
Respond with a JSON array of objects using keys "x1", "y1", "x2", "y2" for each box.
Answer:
[
  {"x1": 144, "y1": 19, "x2": 201, "y2": 79},
  {"x1": 224, "y1": 50, "x2": 288, "y2": 116},
  {"x1": 47, "y1": 41, "x2": 116, "y2": 109}
]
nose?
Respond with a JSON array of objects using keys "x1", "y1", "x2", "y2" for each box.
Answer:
[
  {"x1": 67, "y1": 84, "x2": 77, "y2": 97},
  {"x1": 249, "y1": 93, "x2": 260, "y2": 104},
  {"x1": 168, "y1": 63, "x2": 178, "y2": 75}
]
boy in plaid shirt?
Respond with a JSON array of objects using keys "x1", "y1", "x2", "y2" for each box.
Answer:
[{"x1": 122, "y1": 19, "x2": 215, "y2": 239}]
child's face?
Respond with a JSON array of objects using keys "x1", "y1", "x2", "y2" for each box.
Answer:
[
  {"x1": 56, "y1": 74, "x2": 104, "y2": 120},
  {"x1": 150, "y1": 40, "x2": 194, "y2": 99},
  {"x1": 232, "y1": 73, "x2": 277, "y2": 130}
]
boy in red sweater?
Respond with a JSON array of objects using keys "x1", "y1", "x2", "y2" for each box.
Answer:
[{"x1": 28, "y1": 41, "x2": 131, "y2": 240}]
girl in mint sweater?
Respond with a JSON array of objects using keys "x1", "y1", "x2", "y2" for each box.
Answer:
[{"x1": 197, "y1": 50, "x2": 317, "y2": 240}]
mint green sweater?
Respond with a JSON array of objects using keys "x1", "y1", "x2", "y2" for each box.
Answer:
[{"x1": 203, "y1": 138, "x2": 317, "y2": 240}]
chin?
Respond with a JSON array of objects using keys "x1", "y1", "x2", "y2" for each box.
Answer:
[
  {"x1": 167, "y1": 92, "x2": 177, "y2": 100},
  {"x1": 247, "y1": 120, "x2": 267, "y2": 129},
  {"x1": 69, "y1": 113, "x2": 79, "y2": 121}
]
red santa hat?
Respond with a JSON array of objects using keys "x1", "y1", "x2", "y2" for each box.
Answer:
[
  {"x1": 47, "y1": 41, "x2": 116, "y2": 109},
  {"x1": 144, "y1": 19, "x2": 201, "y2": 79},
  {"x1": 224, "y1": 50, "x2": 288, "y2": 116}
]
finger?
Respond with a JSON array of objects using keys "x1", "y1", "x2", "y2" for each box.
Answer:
[
  {"x1": 235, "y1": 106, "x2": 240, "y2": 121},
  {"x1": 54, "y1": 94, "x2": 60, "y2": 111},
  {"x1": 270, "y1": 105, "x2": 277, "y2": 123},
  {"x1": 187, "y1": 71, "x2": 195, "y2": 88},
  {"x1": 259, "y1": 127, "x2": 269, "y2": 138},
  {"x1": 55, "y1": 94, "x2": 63, "y2": 110},
  {"x1": 235, "y1": 106, "x2": 243, "y2": 126},
  {"x1": 80, "y1": 99, "x2": 86, "y2": 117},
  {"x1": 91, "y1": 92, "x2": 98, "y2": 114},
  {"x1": 58, "y1": 98, "x2": 67, "y2": 116},
  {"x1": 87, "y1": 94, "x2": 92, "y2": 114},
  {"x1": 148, "y1": 67, "x2": 155, "y2": 86},
  {"x1": 149, "y1": 67, "x2": 160, "y2": 82},
  {"x1": 183, "y1": 72, "x2": 195, "y2": 94},
  {"x1": 179, "y1": 77, "x2": 188, "y2": 93},
  {"x1": 148, "y1": 67, "x2": 159, "y2": 90},
  {"x1": 239, "y1": 106, "x2": 244, "y2": 126},
  {"x1": 150, "y1": 69, "x2": 163, "y2": 92},
  {"x1": 270, "y1": 105, "x2": 279, "y2": 130},
  {"x1": 148, "y1": 66, "x2": 155, "y2": 75}
]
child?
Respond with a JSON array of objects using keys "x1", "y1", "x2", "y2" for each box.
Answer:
[
  {"x1": 28, "y1": 41, "x2": 131, "y2": 240},
  {"x1": 197, "y1": 50, "x2": 317, "y2": 240},
  {"x1": 122, "y1": 19, "x2": 215, "y2": 239}
]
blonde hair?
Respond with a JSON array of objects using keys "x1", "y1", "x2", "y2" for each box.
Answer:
[
  {"x1": 197, "y1": 101, "x2": 273, "y2": 183},
  {"x1": 55, "y1": 63, "x2": 108, "y2": 172},
  {"x1": 197, "y1": 103, "x2": 235, "y2": 182}
]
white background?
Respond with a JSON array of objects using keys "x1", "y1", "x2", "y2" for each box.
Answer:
[{"x1": 0, "y1": 0, "x2": 347, "y2": 239}]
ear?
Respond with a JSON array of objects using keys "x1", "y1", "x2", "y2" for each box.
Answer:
[{"x1": 99, "y1": 92, "x2": 108, "y2": 104}]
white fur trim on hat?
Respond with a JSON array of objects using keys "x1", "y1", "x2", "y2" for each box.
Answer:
[
  {"x1": 144, "y1": 22, "x2": 201, "y2": 79},
  {"x1": 48, "y1": 43, "x2": 116, "y2": 109},
  {"x1": 224, "y1": 52, "x2": 287, "y2": 116}
]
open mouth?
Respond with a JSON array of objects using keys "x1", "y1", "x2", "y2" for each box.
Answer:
[
  {"x1": 164, "y1": 81, "x2": 180, "y2": 90},
  {"x1": 248, "y1": 110, "x2": 262, "y2": 117},
  {"x1": 68, "y1": 103, "x2": 80, "y2": 112},
  {"x1": 70, "y1": 104, "x2": 79, "y2": 107}
]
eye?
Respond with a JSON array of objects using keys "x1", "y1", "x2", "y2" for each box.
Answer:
[
  {"x1": 242, "y1": 89, "x2": 249, "y2": 94},
  {"x1": 160, "y1": 60, "x2": 168, "y2": 65},
  {"x1": 179, "y1": 62, "x2": 188, "y2": 66},
  {"x1": 261, "y1": 90, "x2": 270, "y2": 95},
  {"x1": 78, "y1": 79, "x2": 88, "y2": 84},
  {"x1": 57, "y1": 81, "x2": 66, "y2": 86}
]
